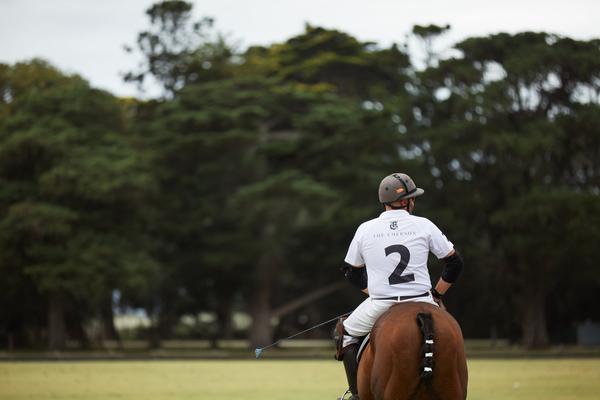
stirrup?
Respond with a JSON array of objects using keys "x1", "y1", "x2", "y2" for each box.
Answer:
[{"x1": 338, "y1": 388, "x2": 359, "y2": 400}]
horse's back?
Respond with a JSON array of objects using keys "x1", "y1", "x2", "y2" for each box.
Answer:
[{"x1": 359, "y1": 302, "x2": 467, "y2": 400}]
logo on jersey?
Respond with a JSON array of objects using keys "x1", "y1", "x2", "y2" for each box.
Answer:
[{"x1": 389, "y1": 221, "x2": 398, "y2": 230}]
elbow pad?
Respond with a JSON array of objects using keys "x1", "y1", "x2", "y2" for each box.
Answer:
[
  {"x1": 343, "y1": 265, "x2": 368, "y2": 290},
  {"x1": 441, "y1": 251, "x2": 463, "y2": 283}
]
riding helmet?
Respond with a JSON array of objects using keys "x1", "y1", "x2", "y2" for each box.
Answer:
[{"x1": 378, "y1": 173, "x2": 424, "y2": 204}]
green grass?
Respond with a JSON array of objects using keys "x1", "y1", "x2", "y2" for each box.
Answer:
[{"x1": 0, "y1": 359, "x2": 599, "y2": 399}]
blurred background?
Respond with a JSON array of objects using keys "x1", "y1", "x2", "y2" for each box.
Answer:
[{"x1": 0, "y1": 0, "x2": 599, "y2": 355}]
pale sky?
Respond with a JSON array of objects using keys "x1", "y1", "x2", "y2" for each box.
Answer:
[{"x1": 1, "y1": 0, "x2": 598, "y2": 98}]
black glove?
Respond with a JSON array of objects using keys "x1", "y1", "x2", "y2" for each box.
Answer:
[{"x1": 431, "y1": 288, "x2": 446, "y2": 310}]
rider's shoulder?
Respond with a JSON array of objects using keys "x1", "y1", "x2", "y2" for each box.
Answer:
[
  {"x1": 409, "y1": 214, "x2": 438, "y2": 228},
  {"x1": 412, "y1": 214, "x2": 433, "y2": 221},
  {"x1": 355, "y1": 217, "x2": 381, "y2": 232}
]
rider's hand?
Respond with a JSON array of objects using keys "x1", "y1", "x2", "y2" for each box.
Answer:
[
  {"x1": 431, "y1": 288, "x2": 446, "y2": 310},
  {"x1": 433, "y1": 297, "x2": 446, "y2": 310}
]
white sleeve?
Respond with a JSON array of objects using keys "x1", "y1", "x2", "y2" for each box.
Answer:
[
  {"x1": 427, "y1": 220, "x2": 454, "y2": 259},
  {"x1": 344, "y1": 225, "x2": 365, "y2": 266}
]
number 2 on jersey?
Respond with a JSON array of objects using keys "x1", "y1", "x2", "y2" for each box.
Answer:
[{"x1": 385, "y1": 244, "x2": 415, "y2": 285}]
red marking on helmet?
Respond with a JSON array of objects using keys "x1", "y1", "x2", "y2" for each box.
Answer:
[{"x1": 395, "y1": 188, "x2": 405, "y2": 193}]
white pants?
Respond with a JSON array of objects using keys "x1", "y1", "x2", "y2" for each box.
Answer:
[{"x1": 342, "y1": 294, "x2": 437, "y2": 347}]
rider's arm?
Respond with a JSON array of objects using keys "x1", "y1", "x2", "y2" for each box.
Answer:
[
  {"x1": 344, "y1": 264, "x2": 368, "y2": 295},
  {"x1": 344, "y1": 223, "x2": 369, "y2": 294},
  {"x1": 433, "y1": 249, "x2": 463, "y2": 297}
]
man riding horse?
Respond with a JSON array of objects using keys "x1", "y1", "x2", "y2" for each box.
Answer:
[{"x1": 335, "y1": 173, "x2": 464, "y2": 400}]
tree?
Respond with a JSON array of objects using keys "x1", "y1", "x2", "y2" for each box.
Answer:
[
  {"x1": 242, "y1": 25, "x2": 411, "y2": 100},
  {"x1": 411, "y1": 32, "x2": 600, "y2": 347},
  {"x1": 411, "y1": 24, "x2": 451, "y2": 68},
  {"x1": 124, "y1": 0, "x2": 234, "y2": 97},
  {"x1": 0, "y1": 60, "x2": 158, "y2": 349}
]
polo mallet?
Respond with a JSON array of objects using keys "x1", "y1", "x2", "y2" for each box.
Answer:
[{"x1": 254, "y1": 311, "x2": 351, "y2": 358}]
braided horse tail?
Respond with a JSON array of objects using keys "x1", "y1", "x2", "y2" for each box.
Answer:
[
  {"x1": 403, "y1": 312, "x2": 436, "y2": 400},
  {"x1": 357, "y1": 303, "x2": 467, "y2": 400},
  {"x1": 416, "y1": 312, "x2": 435, "y2": 380}
]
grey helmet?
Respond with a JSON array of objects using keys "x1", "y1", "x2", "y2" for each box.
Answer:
[{"x1": 378, "y1": 173, "x2": 424, "y2": 204}]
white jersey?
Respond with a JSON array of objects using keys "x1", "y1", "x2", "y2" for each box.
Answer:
[{"x1": 344, "y1": 209, "x2": 453, "y2": 298}]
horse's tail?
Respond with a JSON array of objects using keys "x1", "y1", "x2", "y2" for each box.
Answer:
[{"x1": 416, "y1": 312, "x2": 435, "y2": 380}]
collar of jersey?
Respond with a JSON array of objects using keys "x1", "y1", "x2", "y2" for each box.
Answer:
[{"x1": 379, "y1": 209, "x2": 409, "y2": 219}]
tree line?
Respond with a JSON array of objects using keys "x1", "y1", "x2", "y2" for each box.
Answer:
[{"x1": 0, "y1": 1, "x2": 599, "y2": 350}]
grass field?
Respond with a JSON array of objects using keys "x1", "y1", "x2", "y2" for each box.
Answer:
[{"x1": 1, "y1": 359, "x2": 599, "y2": 400}]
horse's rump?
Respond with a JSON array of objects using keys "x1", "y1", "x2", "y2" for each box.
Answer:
[{"x1": 358, "y1": 302, "x2": 467, "y2": 400}]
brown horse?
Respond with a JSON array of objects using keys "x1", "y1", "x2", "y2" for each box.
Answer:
[{"x1": 357, "y1": 302, "x2": 468, "y2": 400}]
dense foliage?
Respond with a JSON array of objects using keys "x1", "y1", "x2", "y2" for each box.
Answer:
[{"x1": 1, "y1": 1, "x2": 598, "y2": 349}]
